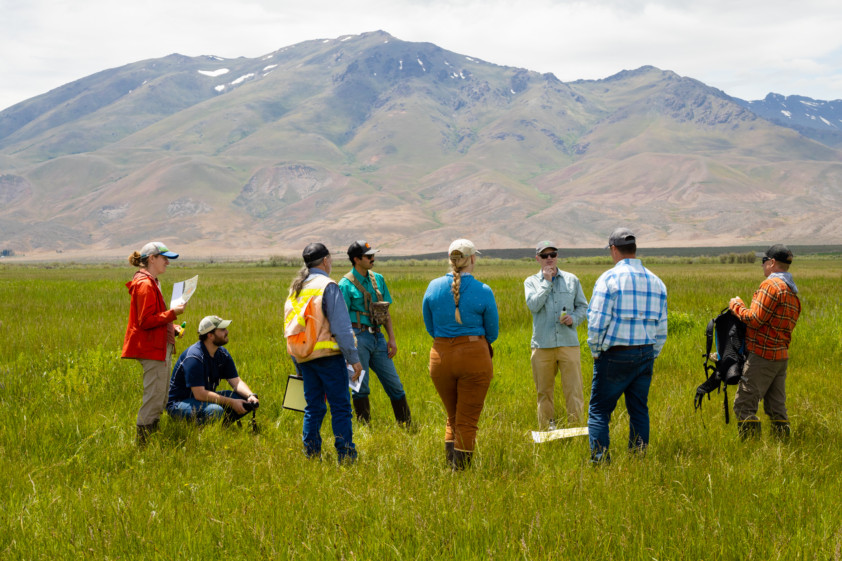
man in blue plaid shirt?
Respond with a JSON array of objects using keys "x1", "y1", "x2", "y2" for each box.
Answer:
[{"x1": 586, "y1": 228, "x2": 668, "y2": 463}]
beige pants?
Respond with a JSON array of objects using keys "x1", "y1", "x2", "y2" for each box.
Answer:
[
  {"x1": 733, "y1": 352, "x2": 788, "y2": 421},
  {"x1": 136, "y1": 344, "x2": 174, "y2": 426},
  {"x1": 531, "y1": 346, "x2": 584, "y2": 428}
]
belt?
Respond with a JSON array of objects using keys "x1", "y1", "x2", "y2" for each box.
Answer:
[
  {"x1": 434, "y1": 335, "x2": 485, "y2": 342},
  {"x1": 352, "y1": 323, "x2": 379, "y2": 334},
  {"x1": 607, "y1": 344, "x2": 650, "y2": 351}
]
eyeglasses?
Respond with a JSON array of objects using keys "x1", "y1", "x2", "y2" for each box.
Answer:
[
  {"x1": 364, "y1": 255, "x2": 375, "y2": 261},
  {"x1": 539, "y1": 252, "x2": 558, "y2": 259},
  {"x1": 762, "y1": 256, "x2": 772, "y2": 264}
]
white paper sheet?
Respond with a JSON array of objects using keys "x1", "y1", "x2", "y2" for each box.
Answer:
[
  {"x1": 170, "y1": 275, "x2": 198, "y2": 307},
  {"x1": 347, "y1": 365, "x2": 367, "y2": 392}
]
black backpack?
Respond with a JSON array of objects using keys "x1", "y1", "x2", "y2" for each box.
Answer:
[{"x1": 694, "y1": 307, "x2": 747, "y2": 423}]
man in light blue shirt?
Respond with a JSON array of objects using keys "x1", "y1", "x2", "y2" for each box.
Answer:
[
  {"x1": 586, "y1": 228, "x2": 667, "y2": 464},
  {"x1": 524, "y1": 241, "x2": 588, "y2": 429}
]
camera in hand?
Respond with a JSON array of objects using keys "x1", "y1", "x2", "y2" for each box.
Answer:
[{"x1": 242, "y1": 400, "x2": 259, "y2": 412}]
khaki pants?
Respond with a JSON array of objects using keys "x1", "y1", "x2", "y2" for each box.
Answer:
[
  {"x1": 531, "y1": 346, "x2": 584, "y2": 428},
  {"x1": 733, "y1": 352, "x2": 788, "y2": 422},
  {"x1": 137, "y1": 344, "x2": 173, "y2": 426},
  {"x1": 429, "y1": 336, "x2": 493, "y2": 452}
]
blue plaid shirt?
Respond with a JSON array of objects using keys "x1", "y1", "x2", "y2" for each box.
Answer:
[{"x1": 587, "y1": 258, "x2": 668, "y2": 358}]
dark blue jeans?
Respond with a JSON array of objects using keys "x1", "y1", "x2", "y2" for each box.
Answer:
[
  {"x1": 587, "y1": 345, "x2": 654, "y2": 460},
  {"x1": 298, "y1": 354, "x2": 356, "y2": 463}
]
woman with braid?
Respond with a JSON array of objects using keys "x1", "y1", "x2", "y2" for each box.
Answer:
[{"x1": 422, "y1": 239, "x2": 499, "y2": 470}]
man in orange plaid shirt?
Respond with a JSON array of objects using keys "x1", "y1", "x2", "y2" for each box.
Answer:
[{"x1": 729, "y1": 244, "x2": 801, "y2": 439}]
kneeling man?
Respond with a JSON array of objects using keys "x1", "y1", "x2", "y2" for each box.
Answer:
[{"x1": 166, "y1": 315, "x2": 259, "y2": 424}]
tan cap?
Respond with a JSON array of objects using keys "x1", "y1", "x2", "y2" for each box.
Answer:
[
  {"x1": 198, "y1": 315, "x2": 232, "y2": 335},
  {"x1": 448, "y1": 239, "x2": 480, "y2": 257}
]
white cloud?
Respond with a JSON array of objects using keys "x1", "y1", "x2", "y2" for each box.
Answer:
[{"x1": 1, "y1": 0, "x2": 841, "y2": 111}]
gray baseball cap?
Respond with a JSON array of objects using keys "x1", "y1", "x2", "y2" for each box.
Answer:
[
  {"x1": 535, "y1": 240, "x2": 557, "y2": 255},
  {"x1": 605, "y1": 228, "x2": 636, "y2": 249}
]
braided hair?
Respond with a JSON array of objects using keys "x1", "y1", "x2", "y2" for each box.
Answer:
[{"x1": 449, "y1": 251, "x2": 472, "y2": 324}]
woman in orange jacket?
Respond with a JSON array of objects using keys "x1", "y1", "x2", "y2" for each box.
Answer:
[{"x1": 121, "y1": 241, "x2": 186, "y2": 445}]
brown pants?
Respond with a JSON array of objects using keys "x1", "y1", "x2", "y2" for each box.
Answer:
[
  {"x1": 429, "y1": 336, "x2": 493, "y2": 452},
  {"x1": 531, "y1": 346, "x2": 585, "y2": 428},
  {"x1": 733, "y1": 352, "x2": 788, "y2": 422},
  {"x1": 137, "y1": 344, "x2": 174, "y2": 426}
]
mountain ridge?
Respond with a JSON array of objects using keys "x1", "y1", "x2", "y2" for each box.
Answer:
[{"x1": 1, "y1": 30, "x2": 841, "y2": 257}]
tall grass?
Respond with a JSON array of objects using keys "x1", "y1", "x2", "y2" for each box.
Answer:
[{"x1": 1, "y1": 259, "x2": 840, "y2": 559}]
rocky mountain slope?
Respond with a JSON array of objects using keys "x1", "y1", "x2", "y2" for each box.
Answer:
[
  {"x1": 734, "y1": 94, "x2": 842, "y2": 148},
  {"x1": 1, "y1": 31, "x2": 840, "y2": 257}
]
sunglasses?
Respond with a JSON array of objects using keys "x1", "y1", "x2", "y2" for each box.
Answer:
[
  {"x1": 539, "y1": 252, "x2": 558, "y2": 259},
  {"x1": 762, "y1": 256, "x2": 772, "y2": 263}
]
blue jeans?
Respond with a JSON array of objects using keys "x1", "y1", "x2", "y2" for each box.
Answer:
[
  {"x1": 299, "y1": 354, "x2": 356, "y2": 462},
  {"x1": 352, "y1": 329, "x2": 405, "y2": 400},
  {"x1": 587, "y1": 345, "x2": 654, "y2": 460},
  {"x1": 166, "y1": 390, "x2": 248, "y2": 424}
]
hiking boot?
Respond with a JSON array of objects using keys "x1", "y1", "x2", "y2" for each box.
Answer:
[
  {"x1": 452, "y1": 449, "x2": 473, "y2": 471},
  {"x1": 390, "y1": 396, "x2": 411, "y2": 428},
  {"x1": 353, "y1": 397, "x2": 371, "y2": 425},
  {"x1": 445, "y1": 441, "x2": 455, "y2": 467},
  {"x1": 771, "y1": 420, "x2": 791, "y2": 440},
  {"x1": 738, "y1": 420, "x2": 761, "y2": 440},
  {"x1": 136, "y1": 421, "x2": 158, "y2": 447},
  {"x1": 548, "y1": 419, "x2": 557, "y2": 431}
]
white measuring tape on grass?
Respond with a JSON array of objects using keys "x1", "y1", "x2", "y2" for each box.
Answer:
[{"x1": 531, "y1": 426, "x2": 589, "y2": 443}]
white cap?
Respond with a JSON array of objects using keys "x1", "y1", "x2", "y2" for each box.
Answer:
[
  {"x1": 448, "y1": 239, "x2": 480, "y2": 257},
  {"x1": 198, "y1": 315, "x2": 232, "y2": 335},
  {"x1": 140, "y1": 241, "x2": 179, "y2": 259}
]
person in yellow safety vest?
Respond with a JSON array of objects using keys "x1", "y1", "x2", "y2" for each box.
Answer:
[{"x1": 284, "y1": 242, "x2": 362, "y2": 463}]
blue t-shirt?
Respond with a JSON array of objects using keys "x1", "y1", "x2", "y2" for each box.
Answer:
[
  {"x1": 422, "y1": 273, "x2": 499, "y2": 343},
  {"x1": 167, "y1": 341, "x2": 239, "y2": 404}
]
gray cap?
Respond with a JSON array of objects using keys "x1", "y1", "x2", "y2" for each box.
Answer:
[
  {"x1": 605, "y1": 227, "x2": 636, "y2": 249},
  {"x1": 535, "y1": 240, "x2": 557, "y2": 255}
]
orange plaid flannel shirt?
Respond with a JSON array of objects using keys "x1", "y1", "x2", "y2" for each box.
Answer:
[{"x1": 730, "y1": 277, "x2": 800, "y2": 360}]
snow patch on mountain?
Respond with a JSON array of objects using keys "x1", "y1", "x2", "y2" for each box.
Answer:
[{"x1": 198, "y1": 69, "x2": 230, "y2": 78}]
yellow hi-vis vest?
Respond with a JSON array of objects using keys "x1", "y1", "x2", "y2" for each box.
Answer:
[{"x1": 284, "y1": 274, "x2": 341, "y2": 363}]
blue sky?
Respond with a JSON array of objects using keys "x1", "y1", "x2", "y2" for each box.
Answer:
[{"x1": 1, "y1": 0, "x2": 841, "y2": 111}]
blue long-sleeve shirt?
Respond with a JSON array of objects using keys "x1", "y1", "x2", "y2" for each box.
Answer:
[
  {"x1": 308, "y1": 268, "x2": 360, "y2": 364},
  {"x1": 524, "y1": 268, "x2": 588, "y2": 348},
  {"x1": 587, "y1": 259, "x2": 668, "y2": 358},
  {"x1": 422, "y1": 273, "x2": 499, "y2": 343}
]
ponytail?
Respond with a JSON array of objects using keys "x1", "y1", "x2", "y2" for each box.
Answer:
[
  {"x1": 128, "y1": 251, "x2": 147, "y2": 268},
  {"x1": 289, "y1": 265, "x2": 310, "y2": 298}
]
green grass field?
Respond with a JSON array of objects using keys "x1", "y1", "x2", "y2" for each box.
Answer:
[{"x1": 2, "y1": 258, "x2": 841, "y2": 560}]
